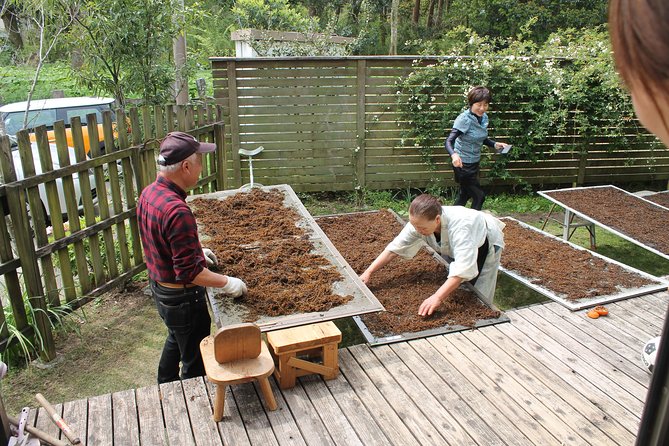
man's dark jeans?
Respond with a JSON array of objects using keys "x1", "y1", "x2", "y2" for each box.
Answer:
[{"x1": 151, "y1": 281, "x2": 211, "y2": 384}]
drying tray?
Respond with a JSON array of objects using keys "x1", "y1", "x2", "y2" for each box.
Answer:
[
  {"x1": 188, "y1": 184, "x2": 384, "y2": 332},
  {"x1": 315, "y1": 210, "x2": 508, "y2": 346},
  {"x1": 499, "y1": 216, "x2": 668, "y2": 311},
  {"x1": 539, "y1": 185, "x2": 669, "y2": 261}
]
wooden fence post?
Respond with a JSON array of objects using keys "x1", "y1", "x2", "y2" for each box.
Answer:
[
  {"x1": 0, "y1": 136, "x2": 29, "y2": 335},
  {"x1": 355, "y1": 59, "x2": 367, "y2": 190},
  {"x1": 214, "y1": 123, "x2": 228, "y2": 190},
  {"x1": 227, "y1": 61, "x2": 242, "y2": 188}
]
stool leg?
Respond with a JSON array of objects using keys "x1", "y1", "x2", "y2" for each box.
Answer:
[
  {"x1": 258, "y1": 377, "x2": 278, "y2": 411},
  {"x1": 322, "y1": 344, "x2": 339, "y2": 380},
  {"x1": 278, "y1": 353, "x2": 297, "y2": 389},
  {"x1": 213, "y1": 384, "x2": 227, "y2": 422}
]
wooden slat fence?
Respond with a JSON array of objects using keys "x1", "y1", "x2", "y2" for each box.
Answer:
[
  {"x1": 0, "y1": 104, "x2": 224, "y2": 359},
  {"x1": 211, "y1": 56, "x2": 669, "y2": 192}
]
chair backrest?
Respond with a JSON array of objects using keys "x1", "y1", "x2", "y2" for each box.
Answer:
[{"x1": 213, "y1": 323, "x2": 262, "y2": 364}]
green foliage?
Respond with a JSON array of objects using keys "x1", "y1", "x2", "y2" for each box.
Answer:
[
  {"x1": 397, "y1": 27, "x2": 653, "y2": 183},
  {"x1": 185, "y1": 0, "x2": 237, "y2": 63},
  {"x1": 68, "y1": 0, "x2": 179, "y2": 106},
  {"x1": 232, "y1": 0, "x2": 317, "y2": 31},
  {"x1": 0, "y1": 62, "x2": 95, "y2": 104},
  {"x1": 1, "y1": 291, "x2": 77, "y2": 366}
]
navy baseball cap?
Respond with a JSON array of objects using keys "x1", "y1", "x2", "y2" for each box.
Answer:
[{"x1": 158, "y1": 132, "x2": 216, "y2": 166}]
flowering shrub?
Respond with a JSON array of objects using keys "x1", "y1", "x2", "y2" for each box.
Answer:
[{"x1": 397, "y1": 27, "x2": 657, "y2": 182}]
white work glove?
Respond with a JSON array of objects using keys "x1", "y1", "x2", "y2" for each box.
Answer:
[
  {"x1": 221, "y1": 276, "x2": 247, "y2": 298},
  {"x1": 202, "y1": 248, "x2": 218, "y2": 267}
]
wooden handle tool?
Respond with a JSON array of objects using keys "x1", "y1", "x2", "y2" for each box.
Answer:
[{"x1": 35, "y1": 393, "x2": 81, "y2": 445}]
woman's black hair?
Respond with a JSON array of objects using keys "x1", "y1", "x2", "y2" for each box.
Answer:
[{"x1": 467, "y1": 86, "x2": 492, "y2": 107}]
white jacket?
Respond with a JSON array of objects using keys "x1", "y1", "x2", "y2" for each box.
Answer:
[{"x1": 386, "y1": 206, "x2": 505, "y2": 303}]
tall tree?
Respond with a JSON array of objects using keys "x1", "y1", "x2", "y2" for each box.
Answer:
[
  {"x1": 389, "y1": 0, "x2": 399, "y2": 55},
  {"x1": 412, "y1": 0, "x2": 420, "y2": 24},
  {"x1": 71, "y1": 0, "x2": 178, "y2": 106},
  {"x1": 12, "y1": 0, "x2": 81, "y2": 129}
]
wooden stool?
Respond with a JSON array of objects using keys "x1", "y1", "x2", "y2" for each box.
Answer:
[
  {"x1": 200, "y1": 323, "x2": 277, "y2": 421},
  {"x1": 266, "y1": 321, "x2": 342, "y2": 389}
]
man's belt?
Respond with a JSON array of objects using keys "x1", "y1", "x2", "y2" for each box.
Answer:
[{"x1": 156, "y1": 281, "x2": 199, "y2": 289}]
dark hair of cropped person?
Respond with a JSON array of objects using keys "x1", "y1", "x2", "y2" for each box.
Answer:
[
  {"x1": 467, "y1": 86, "x2": 492, "y2": 107},
  {"x1": 609, "y1": 0, "x2": 669, "y2": 134},
  {"x1": 409, "y1": 194, "x2": 442, "y2": 220}
]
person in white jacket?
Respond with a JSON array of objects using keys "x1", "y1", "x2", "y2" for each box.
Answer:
[{"x1": 360, "y1": 194, "x2": 505, "y2": 316}]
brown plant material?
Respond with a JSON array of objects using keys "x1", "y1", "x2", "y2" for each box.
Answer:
[
  {"x1": 501, "y1": 219, "x2": 655, "y2": 300},
  {"x1": 317, "y1": 210, "x2": 499, "y2": 337},
  {"x1": 191, "y1": 189, "x2": 351, "y2": 321},
  {"x1": 546, "y1": 186, "x2": 669, "y2": 255},
  {"x1": 645, "y1": 191, "x2": 669, "y2": 209}
]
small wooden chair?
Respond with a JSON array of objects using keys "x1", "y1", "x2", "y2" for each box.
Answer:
[{"x1": 200, "y1": 323, "x2": 277, "y2": 421}]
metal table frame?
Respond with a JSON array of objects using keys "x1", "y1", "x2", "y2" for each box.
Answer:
[
  {"x1": 188, "y1": 184, "x2": 385, "y2": 332},
  {"x1": 315, "y1": 209, "x2": 509, "y2": 346},
  {"x1": 538, "y1": 185, "x2": 669, "y2": 261},
  {"x1": 499, "y1": 216, "x2": 668, "y2": 311}
]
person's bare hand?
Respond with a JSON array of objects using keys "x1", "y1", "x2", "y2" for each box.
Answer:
[
  {"x1": 418, "y1": 294, "x2": 443, "y2": 317},
  {"x1": 360, "y1": 271, "x2": 371, "y2": 284},
  {"x1": 451, "y1": 153, "x2": 463, "y2": 168}
]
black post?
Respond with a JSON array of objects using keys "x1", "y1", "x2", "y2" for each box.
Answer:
[{"x1": 636, "y1": 302, "x2": 669, "y2": 445}]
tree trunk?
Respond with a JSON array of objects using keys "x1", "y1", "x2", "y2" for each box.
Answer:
[
  {"x1": 412, "y1": 0, "x2": 421, "y2": 24},
  {"x1": 1, "y1": 6, "x2": 23, "y2": 50},
  {"x1": 435, "y1": 0, "x2": 446, "y2": 26},
  {"x1": 426, "y1": 0, "x2": 436, "y2": 27},
  {"x1": 389, "y1": 0, "x2": 399, "y2": 55}
]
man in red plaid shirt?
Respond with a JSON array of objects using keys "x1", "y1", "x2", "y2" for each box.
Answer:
[{"x1": 137, "y1": 132, "x2": 247, "y2": 384}]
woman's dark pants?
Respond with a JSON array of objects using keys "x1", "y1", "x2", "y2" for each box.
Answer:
[
  {"x1": 151, "y1": 281, "x2": 211, "y2": 384},
  {"x1": 453, "y1": 162, "x2": 485, "y2": 210}
]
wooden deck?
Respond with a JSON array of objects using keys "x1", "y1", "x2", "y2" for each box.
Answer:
[{"x1": 30, "y1": 291, "x2": 667, "y2": 445}]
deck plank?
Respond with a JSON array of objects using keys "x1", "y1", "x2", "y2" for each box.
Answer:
[
  {"x1": 338, "y1": 348, "x2": 421, "y2": 446},
  {"x1": 182, "y1": 378, "x2": 224, "y2": 446},
  {"x1": 322, "y1": 366, "x2": 391, "y2": 446},
  {"x1": 466, "y1": 327, "x2": 627, "y2": 446},
  {"x1": 160, "y1": 380, "x2": 196, "y2": 445},
  {"x1": 61, "y1": 398, "x2": 88, "y2": 445},
  {"x1": 543, "y1": 302, "x2": 649, "y2": 372},
  {"x1": 277, "y1": 378, "x2": 335, "y2": 446},
  {"x1": 34, "y1": 402, "x2": 63, "y2": 441},
  {"x1": 135, "y1": 385, "x2": 168, "y2": 446},
  {"x1": 232, "y1": 382, "x2": 280, "y2": 446},
  {"x1": 427, "y1": 334, "x2": 560, "y2": 445},
  {"x1": 297, "y1": 375, "x2": 362, "y2": 446},
  {"x1": 447, "y1": 331, "x2": 585, "y2": 445},
  {"x1": 372, "y1": 344, "x2": 493, "y2": 445},
  {"x1": 531, "y1": 304, "x2": 650, "y2": 386},
  {"x1": 513, "y1": 308, "x2": 647, "y2": 402},
  {"x1": 601, "y1": 302, "x2": 661, "y2": 341},
  {"x1": 612, "y1": 297, "x2": 665, "y2": 331},
  {"x1": 495, "y1": 321, "x2": 641, "y2": 435},
  {"x1": 407, "y1": 339, "x2": 532, "y2": 446},
  {"x1": 485, "y1": 323, "x2": 637, "y2": 443},
  {"x1": 87, "y1": 394, "x2": 113, "y2": 446},
  {"x1": 203, "y1": 381, "x2": 251, "y2": 446},
  {"x1": 349, "y1": 344, "x2": 448, "y2": 445},
  {"x1": 252, "y1": 378, "x2": 307, "y2": 446},
  {"x1": 112, "y1": 389, "x2": 140, "y2": 445},
  {"x1": 508, "y1": 310, "x2": 644, "y2": 416}
]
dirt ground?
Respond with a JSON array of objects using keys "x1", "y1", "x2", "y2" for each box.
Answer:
[
  {"x1": 547, "y1": 186, "x2": 669, "y2": 255},
  {"x1": 501, "y1": 219, "x2": 656, "y2": 300},
  {"x1": 317, "y1": 210, "x2": 500, "y2": 336}
]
